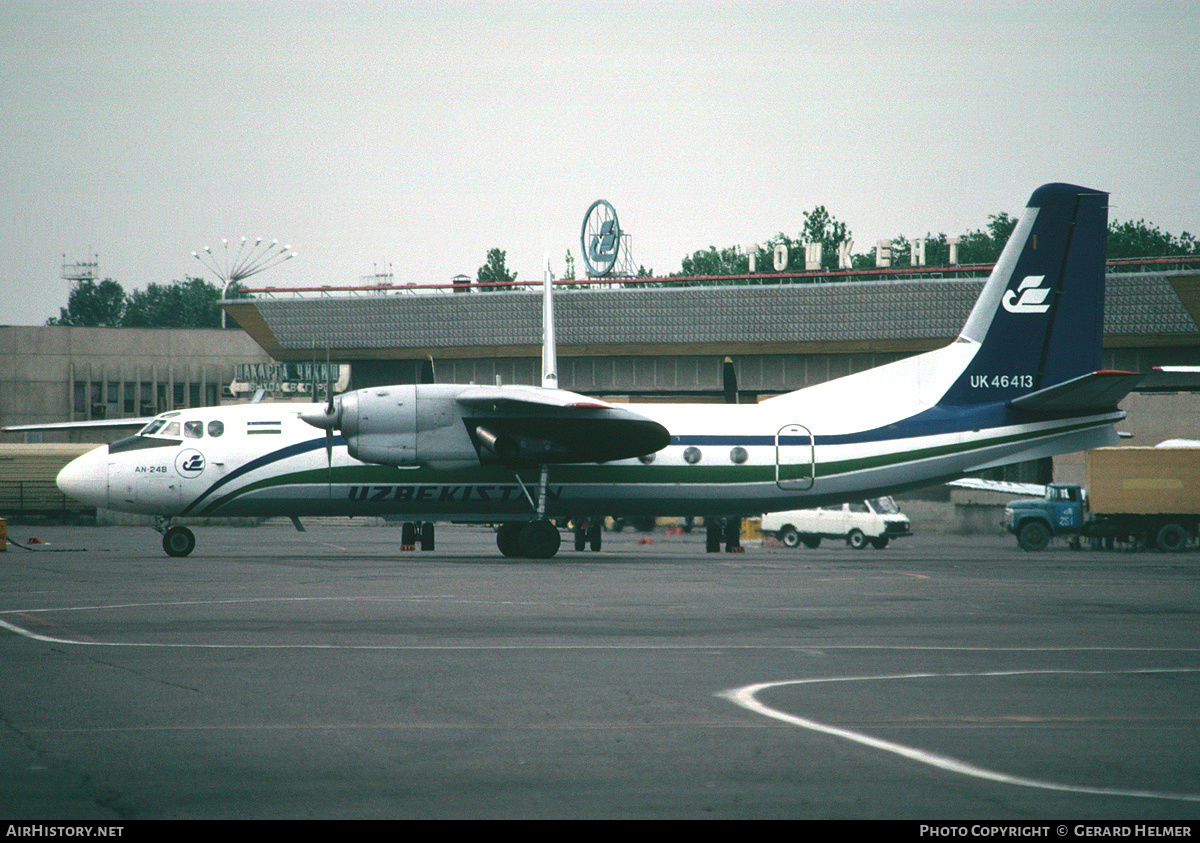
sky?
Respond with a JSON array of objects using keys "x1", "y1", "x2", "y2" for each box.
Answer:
[{"x1": 3, "y1": 0, "x2": 1198, "y2": 325}]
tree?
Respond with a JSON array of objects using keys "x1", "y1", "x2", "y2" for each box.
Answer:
[
  {"x1": 956, "y1": 212, "x2": 1018, "y2": 265},
  {"x1": 47, "y1": 278, "x2": 127, "y2": 326},
  {"x1": 675, "y1": 245, "x2": 748, "y2": 277},
  {"x1": 1107, "y1": 219, "x2": 1200, "y2": 259},
  {"x1": 123, "y1": 277, "x2": 226, "y2": 328},
  {"x1": 799, "y1": 205, "x2": 852, "y2": 271},
  {"x1": 477, "y1": 248, "x2": 517, "y2": 291}
]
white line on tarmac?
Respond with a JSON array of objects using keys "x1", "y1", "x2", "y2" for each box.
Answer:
[{"x1": 719, "y1": 669, "x2": 1200, "y2": 804}]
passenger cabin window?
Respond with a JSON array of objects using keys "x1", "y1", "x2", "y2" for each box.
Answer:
[
  {"x1": 184, "y1": 421, "x2": 204, "y2": 439},
  {"x1": 208, "y1": 420, "x2": 224, "y2": 438}
]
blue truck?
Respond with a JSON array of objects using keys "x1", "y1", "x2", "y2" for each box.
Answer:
[{"x1": 1002, "y1": 447, "x2": 1200, "y2": 552}]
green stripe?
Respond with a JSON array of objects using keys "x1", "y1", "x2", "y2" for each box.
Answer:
[{"x1": 198, "y1": 417, "x2": 1109, "y2": 514}]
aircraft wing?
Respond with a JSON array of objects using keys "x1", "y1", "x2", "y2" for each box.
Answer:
[
  {"x1": 455, "y1": 385, "x2": 614, "y2": 410},
  {"x1": 1008, "y1": 370, "x2": 1143, "y2": 414},
  {"x1": 3, "y1": 417, "x2": 154, "y2": 434}
]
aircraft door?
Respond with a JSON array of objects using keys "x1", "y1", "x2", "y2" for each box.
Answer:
[{"x1": 775, "y1": 424, "x2": 815, "y2": 490}]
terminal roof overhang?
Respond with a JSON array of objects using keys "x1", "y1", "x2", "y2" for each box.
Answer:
[{"x1": 222, "y1": 271, "x2": 1200, "y2": 363}]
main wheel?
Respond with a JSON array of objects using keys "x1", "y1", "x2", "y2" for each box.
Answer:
[
  {"x1": 162, "y1": 526, "x2": 196, "y2": 558},
  {"x1": 588, "y1": 522, "x2": 602, "y2": 552},
  {"x1": 496, "y1": 522, "x2": 522, "y2": 557},
  {"x1": 724, "y1": 518, "x2": 741, "y2": 551},
  {"x1": 518, "y1": 519, "x2": 561, "y2": 559},
  {"x1": 419, "y1": 522, "x2": 435, "y2": 551},
  {"x1": 705, "y1": 522, "x2": 722, "y2": 553}
]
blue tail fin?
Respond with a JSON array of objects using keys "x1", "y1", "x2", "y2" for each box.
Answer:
[{"x1": 939, "y1": 183, "x2": 1108, "y2": 406}]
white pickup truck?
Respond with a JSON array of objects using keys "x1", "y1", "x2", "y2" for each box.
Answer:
[{"x1": 762, "y1": 497, "x2": 912, "y2": 549}]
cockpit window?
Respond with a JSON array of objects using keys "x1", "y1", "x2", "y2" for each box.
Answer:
[
  {"x1": 137, "y1": 416, "x2": 186, "y2": 440},
  {"x1": 184, "y1": 421, "x2": 204, "y2": 439},
  {"x1": 140, "y1": 419, "x2": 166, "y2": 436}
]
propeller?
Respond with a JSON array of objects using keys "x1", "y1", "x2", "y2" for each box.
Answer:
[
  {"x1": 722, "y1": 356, "x2": 739, "y2": 404},
  {"x1": 298, "y1": 348, "x2": 339, "y2": 476},
  {"x1": 323, "y1": 348, "x2": 335, "y2": 468}
]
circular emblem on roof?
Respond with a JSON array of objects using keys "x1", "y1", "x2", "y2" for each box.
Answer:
[{"x1": 581, "y1": 200, "x2": 620, "y2": 277}]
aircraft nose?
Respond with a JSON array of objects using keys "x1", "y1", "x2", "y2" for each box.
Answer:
[{"x1": 57, "y1": 446, "x2": 109, "y2": 508}]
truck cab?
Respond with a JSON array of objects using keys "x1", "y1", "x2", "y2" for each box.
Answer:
[{"x1": 1003, "y1": 482, "x2": 1085, "y2": 551}]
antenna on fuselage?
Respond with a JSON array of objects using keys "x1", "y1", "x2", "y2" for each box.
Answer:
[{"x1": 541, "y1": 253, "x2": 558, "y2": 389}]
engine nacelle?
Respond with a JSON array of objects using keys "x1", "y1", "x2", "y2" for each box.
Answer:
[{"x1": 339, "y1": 384, "x2": 479, "y2": 468}]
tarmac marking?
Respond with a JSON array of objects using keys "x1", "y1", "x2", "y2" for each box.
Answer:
[
  {"x1": 9, "y1": 611, "x2": 97, "y2": 643},
  {"x1": 719, "y1": 668, "x2": 1200, "y2": 804}
]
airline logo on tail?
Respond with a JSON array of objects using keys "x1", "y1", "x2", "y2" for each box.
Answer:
[{"x1": 1003, "y1": 275, "x2": 1052, "y2": 314}]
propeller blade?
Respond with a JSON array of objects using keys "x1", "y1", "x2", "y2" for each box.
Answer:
[
  {"x1": 324, "y1": 347, "x2": 334, "y2": 475},
  {"x1": 723, "y1": 356, "x2": 738, "y2": 404},
  {"x1": 419, "y1": 355, "x2": 436, "y2": 384},
  {"x1": 310, "y1": 342, "x2": 318, "y2": 403},
  {"x1": 325, "y1": 347, "x2": 334, "y2": 416}
]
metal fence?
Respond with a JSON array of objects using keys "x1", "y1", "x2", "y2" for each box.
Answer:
[{"x1": 0, "y1": 481, "x2": 92, "y2": 520}]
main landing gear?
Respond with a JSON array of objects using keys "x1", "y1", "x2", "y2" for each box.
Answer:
[
  {"x1": 398, "y1": 521, "x2": 436, "y2": 551},
  {"x1": 705, "y1": 517, "x2": 743, "y2": 553},
  {"x1": 496, "y1": 519, "x2": 561, "y2": 559}
]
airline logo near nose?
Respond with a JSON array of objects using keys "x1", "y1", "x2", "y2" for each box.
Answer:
[
  {"x1": 1003, "y1": 275, "x2": 1052, "y2": 314},
  {"x1": 176, "y1": 449, "x2": 206, "y2": 478}
]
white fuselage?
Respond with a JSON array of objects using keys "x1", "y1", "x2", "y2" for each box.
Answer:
[{"x1": 57, "y1": 339, "x2": 1122, "y2": 523}]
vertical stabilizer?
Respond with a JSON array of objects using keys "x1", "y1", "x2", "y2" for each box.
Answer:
[{"x1": 939, "y1": 183, "x2": 1108, "y2": 406}]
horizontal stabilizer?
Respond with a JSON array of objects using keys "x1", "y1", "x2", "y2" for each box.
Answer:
[
  {"x1": 948, "y1": 478, "x2": 1047, "y2": 497},
  {"x1": 1008, "y1": 370, "x2": 1142, "y2": 414},
  {"x1": 1137, "y1": 366, "x2": 1200, "y2": 394}
]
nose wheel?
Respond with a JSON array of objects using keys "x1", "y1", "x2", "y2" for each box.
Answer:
[{"x1": 162, "y1": 525, "x2": 196, "y2": 557}]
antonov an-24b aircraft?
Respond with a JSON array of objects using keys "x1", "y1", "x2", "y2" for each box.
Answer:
[{"x1": 32, "y1": 183, "x2": 1140, "y2": 559}]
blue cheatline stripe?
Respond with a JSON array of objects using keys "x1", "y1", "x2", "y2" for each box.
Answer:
[
  {"x1": 187, "y1": 413, "x2": 1112, "y2": 516},
  {"x1": 180, "y1": 437, "x2": 339, "y2": 516}
]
